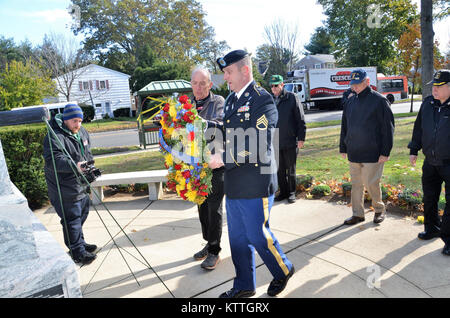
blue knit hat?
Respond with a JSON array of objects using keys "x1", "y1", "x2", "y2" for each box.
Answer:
[{"x1": 62, "y1": 103, "x2": 83, "y2": 121}]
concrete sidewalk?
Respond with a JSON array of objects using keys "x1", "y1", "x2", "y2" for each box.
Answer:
[{"x1": 34, "y1": 193, "x2": 450, "y2": 298}]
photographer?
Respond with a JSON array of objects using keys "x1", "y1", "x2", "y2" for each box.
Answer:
[{"x1": 43, "y1": 103, "x2": 97, "y2": 265}]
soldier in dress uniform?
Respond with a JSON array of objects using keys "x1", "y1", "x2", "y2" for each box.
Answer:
[{"x1": 207, "y1": 50, "x2": 295, "y2": 298}]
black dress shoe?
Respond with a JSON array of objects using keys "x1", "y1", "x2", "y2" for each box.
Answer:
[
  {"x1": 73, "y1": 251, "x2": 97, "y2": 265},
  {"x1": 219, "y1": 288, "x2": 256, "y2": 298},
  {"x1": 373, "y1": 213, "x2": 385, "y2": 224},
  {"x1": 84, "y1": 243, "x2": 98, "y2": 253},
  {"x1": 418, "y1": 231, "x2": 441, "y2": 240},
  {"x1": 267, "y1": 265, "x2": 295, "y2": 296},
  {"x1": 344, "y1": 216, "x2": 365, "y2": 225},
  {"x1": 442, "y1": 245, "x2": 450, "y2": 256}
]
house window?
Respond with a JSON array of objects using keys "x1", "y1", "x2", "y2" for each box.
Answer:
[
  {"x1": 96, "y1": 80, "x2": 109, "y2": 90},
  {"x1": 95, "y1": 103, "x2": 102, "y2": 108},
  {"x1": 314, "y1": 64, "x2": 321, "y2": 69},
  {"x1": 83, "y1": 81, "x2": 90, "y2": 90}
]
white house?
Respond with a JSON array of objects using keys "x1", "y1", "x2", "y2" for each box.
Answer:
[{"x1": 54, "y1": 64, "x2": 132, "y2": 119}]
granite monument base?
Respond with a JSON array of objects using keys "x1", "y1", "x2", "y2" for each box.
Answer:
[{"x1": 0, "y1": 184, "x2": 81, "y2": 298}]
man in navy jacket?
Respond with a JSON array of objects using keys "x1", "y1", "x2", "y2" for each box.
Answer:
[
  {"x1": 408, "y1": 70, "x2": 450, "y2": 255},
  {"x1": 339, "y1": 69, "x2": 395, "y2": 225}
]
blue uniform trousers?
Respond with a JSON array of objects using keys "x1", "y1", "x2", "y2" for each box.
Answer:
[{"x1": 226, "y1": 194, "x2": 293, "y2": 291}]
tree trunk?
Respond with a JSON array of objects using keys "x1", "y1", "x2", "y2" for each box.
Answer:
[{"x1": 420, "y1": 0, "x2": 434, "y2": 100}]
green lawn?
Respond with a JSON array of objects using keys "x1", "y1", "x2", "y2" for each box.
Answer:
[
  {"x1": 96, "y1": 117, "x2": 423, "y2": 190},
  {"x1": 95, "y1": 149, "x2": 165, "y2": 174},
  {"x1": 94, "y1": 117, "x2": 445, "y2": 209},
  {"x1": 298, "y1": 118, "x2": 423, "y2": 190}
]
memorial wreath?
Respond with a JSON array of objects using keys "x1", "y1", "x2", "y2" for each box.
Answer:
[{"x1": 158, "y1": 95, "x2": 212, "y2": 205}]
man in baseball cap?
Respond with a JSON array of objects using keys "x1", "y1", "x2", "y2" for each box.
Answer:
[
  {"x1": 409, "y1": 69, "x2": 450, "y2": 255},
  {"x1": 428, "y1": 69, "x2": 450, "y2": 86},
  {"x1": 349, "y1": 69, "x2": 367, "y2": 85}
]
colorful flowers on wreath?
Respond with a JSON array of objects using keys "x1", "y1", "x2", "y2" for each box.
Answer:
[{"x1": 159, "y1": 95, "x2": 212, "y2": 205}]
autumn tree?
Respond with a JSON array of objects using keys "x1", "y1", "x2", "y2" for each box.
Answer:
[
  {"x1": 71, "y1": 0, "x2": 218, "y2": 70},
  {"x1": 317, "y1": 0, "x2": 417, "y2": 73},
  {"x1": 0, "y1": 59, "x2": 56, "y2": 110}
]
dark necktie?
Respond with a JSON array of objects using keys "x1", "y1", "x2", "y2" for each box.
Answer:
[{"x1": 231, "y1": 94, "x2": 238, "y2": 110}]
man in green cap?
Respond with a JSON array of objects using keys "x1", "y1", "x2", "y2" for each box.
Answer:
[{"x1": 270, "y1": 75, "x2": 306, "y2": 203}]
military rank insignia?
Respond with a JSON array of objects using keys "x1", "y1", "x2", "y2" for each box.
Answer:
[
  {"x1": 238, "y1": 150, "x2": 251, "y2": 158},
  {"x1": 256, "y1": 114, "x2": 268, "y2": 130}
]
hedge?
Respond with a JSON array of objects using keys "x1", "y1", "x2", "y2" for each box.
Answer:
[{"x1": 0, "y1": 125, "x2": 48, "y2": 209}]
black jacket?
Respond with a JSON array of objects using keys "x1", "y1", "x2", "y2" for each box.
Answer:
[
  {"x1": 408, "y1": 95, "x2": 450, "y2": 165},
  {"x1": 43, "y1": 115, "x2": 94, "y2": 203},
  {"x1": 219, "y1": 81, "x2": 278, "y2": 199},
  {"x1": 273, "y1": 88, "x2": 306, "y2": 149},
  {"x1": 192, "y1": 92, "x2": 225, "y2": 156},
  {"x1": 339, "y1": 86, "x2": 395, "y2": 163},
  {"x1": 192, "y1": 92, "x2": 224, "y2": 125}
]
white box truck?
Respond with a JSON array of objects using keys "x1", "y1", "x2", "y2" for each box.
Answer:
[{"x1": 284, "y1": 67, "x2": 377, "y2": 110}]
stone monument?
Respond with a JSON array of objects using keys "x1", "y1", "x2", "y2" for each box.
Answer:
[{"x1": 0, "y1": 107, "x2": 81, "y2": 298}]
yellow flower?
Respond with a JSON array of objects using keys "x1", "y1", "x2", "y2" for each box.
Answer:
[
  {"x1": 195, "y1": 197, "x2": 206, "y2": 205},
  {"x1": 176, "y1": 183, "x2": 185, "y2": 192},
  {"x1": 200, "y1": 171, "x2": 206, "y2": 179},
  {"x1": 186, "y1": 190, "x2": 198, "y2": 202},
  {"x1": 169, "y1": 104, "x2": 177, "y2": 118},
  {"x1": 164, "y1": 153, "x2": 173, "y2": 167},
  {"x1": 417, "y1": 216, "x2": 424, "y2": 224}
]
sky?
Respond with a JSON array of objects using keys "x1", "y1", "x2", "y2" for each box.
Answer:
[{"x1": 0, "y1": 0, "x2": 448, "y2": 59}]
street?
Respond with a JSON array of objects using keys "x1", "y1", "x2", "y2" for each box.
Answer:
[
  {"x1": 90, "y1": 100, "x2": 422, "y2": 148},
  {"x1": 305, "y1": 99, "x2": 422, "y2": 122},
  {"x1": 90, "y1": 128, "x2": 140, "y2": 148}
]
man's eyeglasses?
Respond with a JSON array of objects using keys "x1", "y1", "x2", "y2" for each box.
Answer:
[{"x1": 271, "y1": 84, "x2": 279, "y2": 88}]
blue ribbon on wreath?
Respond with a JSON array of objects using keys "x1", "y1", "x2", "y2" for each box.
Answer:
[{"x1": 159, "y1": 128, "x2": 200, "y2": 165}]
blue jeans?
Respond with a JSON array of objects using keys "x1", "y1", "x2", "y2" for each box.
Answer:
[{"x1": 52, "y1": 195, "x2": 90, "y2": 257}]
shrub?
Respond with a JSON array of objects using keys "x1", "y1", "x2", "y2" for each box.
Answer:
[
  {"x1": 398, "y1": 188, "x2": 423, "y2": 207},
  {"x1": 296, "y1": 174, "x2": 314, "y2": 191},
  {"x1": 311, "y1": 184, "x2": 331, "y2": 197},
  {"x1": 342, "y1": 182, "x2": 352, "y2": 196},
  {"x1": 113, "y1": 108, "x2": 131, "y2": 118},
  {"x1": 0, "y1": 125, "x2": 48, "y2": 209},
  {"x1": 80, "y1": 104, "x2": 95, "y2": 122}
]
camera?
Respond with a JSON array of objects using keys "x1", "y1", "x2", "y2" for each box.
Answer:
[{"x1": 80, "y1": 160, "x2": 102, "y2": 183}]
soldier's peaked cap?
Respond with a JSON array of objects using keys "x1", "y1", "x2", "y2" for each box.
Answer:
[{"x1": 216, "y1": 50, "x2": 249, "y2": 71}]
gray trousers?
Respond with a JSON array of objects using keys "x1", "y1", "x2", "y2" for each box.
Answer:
[{"x1": 349, "y1": 162, "x2": 386, "y2": 217}]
